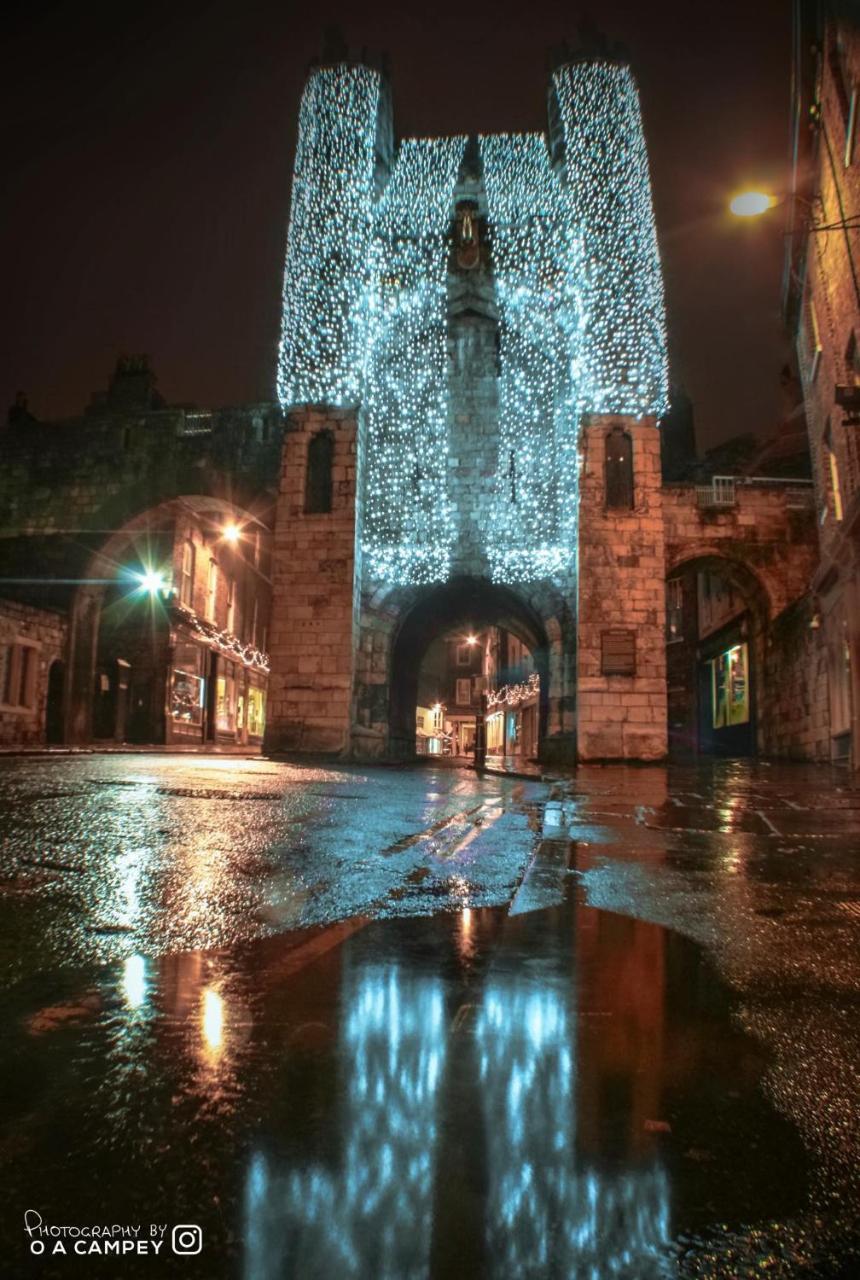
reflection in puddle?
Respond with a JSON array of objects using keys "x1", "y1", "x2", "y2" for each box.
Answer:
[
  {"x1": 476, "y1": 981, "x2": 669, "y2": 1276},
  {"x1": 246, "y1": 968, "x2": 446, "y2": 1279}
]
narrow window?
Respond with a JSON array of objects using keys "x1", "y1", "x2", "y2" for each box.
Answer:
[
  {"x1": 305, "y1": 430, "x2": 334, "y2": 514},
  {"x1": 180, "y1": 540, "x2": 195, "y2": 606},
  {"x1": 207, "y1": 560, "x2": 219, "y2": 621},
  {"x1": 826, "y1": 427, "x2": 844, "y2": 522},
  {"x1": 806, "y1": 298, "x2": 822, "y2": 381},
  {"x1": 605, "y1": 428, "x2": 634, "y2": 510}
]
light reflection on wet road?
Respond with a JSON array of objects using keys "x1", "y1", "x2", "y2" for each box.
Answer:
[{"x1": 0, "y1": 755, "x2": 858, "y2": 1278}]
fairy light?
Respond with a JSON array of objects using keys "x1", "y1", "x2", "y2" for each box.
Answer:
[
  {"x1": 480, "y1": 132, "x2": 585, "y2": 582},
  {"x1": 363, "y1": 136, "x2": 466, "y2": 583},
  {"x1": 552, "y1": 60, "x2": 668, "y2": 418},
  {"x1": 277, "y1": 65, "x2": 380, "y2": 407},
  {"x1": 277, "y1": 59, "x2": 668, "y2": 587}
]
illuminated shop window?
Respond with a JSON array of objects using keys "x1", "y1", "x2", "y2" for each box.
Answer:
[
  {"x1": 709, "y1": 643, "x2": 749, "y2": 728},
  {"x1": 247, "y1": 686, "x2": 266, "y2": 738},
  {"x1": 216, "y1": 662, "x2": 237, "y2": 733},
  {"x1": 172, "y1": 669, "x2": 204, "y2": 725}
]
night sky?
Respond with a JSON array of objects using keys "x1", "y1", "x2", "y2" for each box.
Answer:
[{"x1": 2, "y1": 0, "x2": 792, "y2": 450}]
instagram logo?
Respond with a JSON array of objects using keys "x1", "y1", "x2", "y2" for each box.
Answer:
[{"x1": 172, "y1": 1224, "x2": 203, "y2": 1255}]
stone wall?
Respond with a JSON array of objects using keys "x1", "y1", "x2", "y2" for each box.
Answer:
[
  {"x1": 576, "y1": 416, "x2": 667, "y2": 761},
  {"x1": 0, "y1": 598, "x2": 66, "y2": 746},
  {"x1": 265, "y1": 408, "x2": 363, "y2": 754},
  {"x1": 760, "y1": 595, "x2": 831, "y2": 761}
]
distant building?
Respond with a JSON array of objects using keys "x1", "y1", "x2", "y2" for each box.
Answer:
[{"x1": 784, "y1": 0, "x2": 860, "y2": 766}]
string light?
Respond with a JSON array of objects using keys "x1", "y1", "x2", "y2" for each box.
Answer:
[
  {"x1": 277, "y1": 59, "x2": 668, "y2": 587},
  {"x1": 552, "y1": 60, "x2": 668, "y2": 419},
  {"x1": 480, "y1": 132, "x2": 585, "y2": 581},
  {"x1": 363, "y1": 136, "x2": 466, "y2": 583},
  {"x1": 277, "y1": 65, "x2": 380, "y2": 407}
]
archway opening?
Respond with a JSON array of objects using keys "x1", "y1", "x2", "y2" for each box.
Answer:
[
  {"x1": 665, "y1": 555, "x2": 770, "y2": 758},
  {"x1": 388, "y1": 577, "x2": 551, "y2": 764}
]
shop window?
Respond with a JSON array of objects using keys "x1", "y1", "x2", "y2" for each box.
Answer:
[
  {"x1": 247, "y1": 686, "x2": 266, "y2": 737},
  {"x1": 305, "y1": 430, "x2": 334, "y2": 514},
  {"x1": 171, "y1": 647, "x2": 205, "y2": 726},
  {"x1": 180, "y1": 540, "x2": 195, "y2": 607},
  {"x1": 206, "y1": 560, "x2": 219, "y2": 621},
  {"x1": 605, "y1": 428, "x2": 634, "y2": 510},
  {"x1": 709, "y1": 643, "x2": 749, "y2": 728},
  {"x1": 216, "y1": 662, "x2": 236, "y2": 733},
  {"x1": 666, "y1": 578, "x2": 684, "y2": 643},
  {"x1": 1, "y1": 642, "x2": 37, "y2": 709}
]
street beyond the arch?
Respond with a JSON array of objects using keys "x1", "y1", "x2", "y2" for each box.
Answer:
[{"x1": 1, "y1": 755, "x2": 858, "y2": 1278}]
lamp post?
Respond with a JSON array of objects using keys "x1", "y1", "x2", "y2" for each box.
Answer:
[{"x1": 729, "y1": 188, "x2": 860, "y2": 233}]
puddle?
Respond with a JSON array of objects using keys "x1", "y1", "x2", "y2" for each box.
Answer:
[{"x1": 0, "y1": 902, "x2": 811, "y2": 1278}]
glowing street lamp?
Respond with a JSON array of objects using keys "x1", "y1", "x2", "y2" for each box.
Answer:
[
  {"x1": 466, "y1": 634, "x2": 478, "y2": 646},
  {"x1": 729, "y1": 190, "x2": 777, "y2": 218},
  {"x1": 135, "y1": 568, "x2": 168, "y2": 595},
  {"x1": 221, "y1": 522, "x2": 242, "y2": 544}
]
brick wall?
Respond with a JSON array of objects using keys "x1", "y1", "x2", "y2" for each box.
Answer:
[
  {"x1": 265, "y1": 408, "x2": 363, "y2": 754},
  {"x1": 0, "y1": 598, "x2": 66, "y2": 746},
  {"x1": 577, "y1": 416, "x2": 667, "y2": 761}
]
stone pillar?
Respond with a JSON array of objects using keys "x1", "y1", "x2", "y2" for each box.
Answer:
[
  {"x1": 265, "y1": 407, "x2": 363, "y2": 755},
  {"x1": 65, "y1": 586, "x2": 102, "y2": 744},
  {"x1": 576, "y1": 415, "x2": 667, "y2": 761}
]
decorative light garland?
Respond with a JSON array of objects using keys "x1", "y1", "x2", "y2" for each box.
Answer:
[
  {"x1": 277, "y1": 65, "x2": 380, "y2": 407},
  {"x1": 363, "y1": 136, "x2": 466, "y2": 583},
  {"x1": 277, "y1": 60, "x2": 668, "y2": 587},
  {"x1": 487, "y1": 671, "x2": 540, "y2": 711},
  {"x1": 552, "y1": 60, "x2": 668, "y2": 418},
  {"x1": 171, "y1": 602, "x2": 270, "y2": 674},
  {"x1": 480, "y1": 133, "x2": 585, "y2": 581}
]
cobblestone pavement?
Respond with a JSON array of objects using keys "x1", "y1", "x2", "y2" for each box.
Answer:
[{"x1": 0, "y1": 754, "x2": 857, "y2": 1278}]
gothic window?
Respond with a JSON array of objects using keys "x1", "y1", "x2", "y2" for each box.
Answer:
[
  {"x1": 305, "y1": 429, "x2": 334, "y2": 514},
  {"x1": 605, "y1": 428, "x2": 634, "y2": 510}
]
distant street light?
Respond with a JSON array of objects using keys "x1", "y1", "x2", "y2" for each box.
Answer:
[{"x1": 221, "y1": 522, "x2": 242, "y2": 544}]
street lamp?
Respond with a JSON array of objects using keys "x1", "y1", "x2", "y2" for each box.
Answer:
[
  {"x1": 729, "y1": 190, "x2": 777, "y2": 217},
  {"x1": 728, "y1": 188, "x2": 860, "y2": 232},
  {"x1": 135, "y1": 568, "x2": 168, "y2": 595},
  {"x1": 221, "y1": 522, "x2": 242, "y2": 544}
]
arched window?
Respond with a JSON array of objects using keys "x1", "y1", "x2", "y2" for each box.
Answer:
[
  {"x1": 305, "y1": 430, "x2": 334, "y2": 514},
  {"x1": 605, "y1": 428, "x2": 634, "y2": 510}
]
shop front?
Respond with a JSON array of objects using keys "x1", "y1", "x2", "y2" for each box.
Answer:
[
  {"x1": 697, "y1": 621, "x2": 753, "y2": 756},
  {"x1": 168, "y1": 609, "x2": 268, "y2": 749}
]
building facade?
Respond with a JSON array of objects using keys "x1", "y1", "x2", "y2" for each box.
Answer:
[{"x1": 785, "y1": 0, "x2": 860, "y2": 767}]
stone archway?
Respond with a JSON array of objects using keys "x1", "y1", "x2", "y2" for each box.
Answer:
[
  {"x1": 665, "y1": 553, "x2": 771, "y2": 758},
  {"x1": 356, "y1": 575, "x2": 572, "y2": 761}
]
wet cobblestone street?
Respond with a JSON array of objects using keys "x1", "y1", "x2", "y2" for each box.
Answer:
[{"x1": 0, "y1": 754, "x2": 858, "y2": 1278}]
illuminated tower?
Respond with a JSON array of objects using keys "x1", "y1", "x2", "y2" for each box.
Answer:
[{"x1": 267, "y1": 47, "x2": 669, "y2": 761}]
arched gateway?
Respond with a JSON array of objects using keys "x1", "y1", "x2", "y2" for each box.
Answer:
[{"x1": 265, "y1": 48, "x2": 670, "y2": 763}]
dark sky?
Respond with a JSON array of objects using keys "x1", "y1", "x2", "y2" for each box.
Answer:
[{"x1": 2, "y1": 0, "x2": 792, "y2": 450}]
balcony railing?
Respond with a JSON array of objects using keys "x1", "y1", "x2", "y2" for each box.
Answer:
[{"x1": 695, "y1": 475, "x2": 814, "y2": 510}]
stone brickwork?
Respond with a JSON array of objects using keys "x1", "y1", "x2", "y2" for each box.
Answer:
[
  {"x1": 0, "y1": 598, "x2": 66, "y2": 746},
  {"x1": 761, "y1": 595, "x2": 831, "y2": 761},
  {"x1": 785, "y1": 9, "x2": 860, "y2": 768},
  {"x1": 662, "y1": 484, "x2": 818, "y2": 617},
  {"x1": 576, "y1": 416, "x2": 667, "y2": 761},
  {"x1": 265, "y1": 408, "x2": 364, "y2": 754}
]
